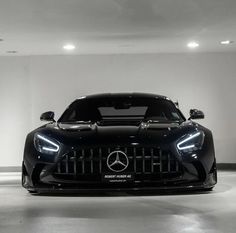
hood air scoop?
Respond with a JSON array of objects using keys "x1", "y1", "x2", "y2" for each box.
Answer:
[
  {"x1": 58, "y1": 123, "x2": 94, "y2": 131},
  {"x1": 141, "y1": 122, "x2": 179, "y2": 131}
]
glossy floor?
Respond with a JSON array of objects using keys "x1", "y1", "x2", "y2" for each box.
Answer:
[{"x1": 0, "y1": 171, "x2": 235, "y2": 233}]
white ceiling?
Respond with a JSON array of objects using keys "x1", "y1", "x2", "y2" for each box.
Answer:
[{"x1": 0, "y1": 0, "x2": 236, "y2": 55}]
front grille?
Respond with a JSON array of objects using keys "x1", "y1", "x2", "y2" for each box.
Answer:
[{"x1": 53, "y1": 146, "x2": 183, "y2": 182}]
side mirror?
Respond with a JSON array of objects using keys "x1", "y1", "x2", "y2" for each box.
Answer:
[
  {"x1": 189, "y1": 109, "x2": 204, "y2": 120},
  {"x1": 40, "y1": 111, "x2": 55, "y2": 122}
]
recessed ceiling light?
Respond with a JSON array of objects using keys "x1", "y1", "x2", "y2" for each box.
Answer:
[
  {"x1": 63, "y1": 44, "x2": 76, "y2": 51},
  {"x1": 6, "y1": 50, "x2": 18, "y2": 54},
  {"x1": 187, "y1": 41, "x2": 199, "y2": 49},
  {"x1": 220, "y1": 40, "x2": 234, "y2": 45}
]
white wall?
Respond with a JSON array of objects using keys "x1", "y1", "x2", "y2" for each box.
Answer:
[
  {"x1": 0, "y1": 53, "x2": 236, "y2": 166},
  {"x1": 0, "y1": 57, "x2": 31, "y2": 166}
]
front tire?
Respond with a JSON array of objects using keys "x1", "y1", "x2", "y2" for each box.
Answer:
[
  {"x1": 22, "y1": 162, "x2": 36, "y2": 194},
  {"x1": 28, "y1": 190, "x2": 38, "y2": 194},
  {"x1": 21, "y1": 162, "x2": 27, "y2": 188},
  {"x1": 204, "y1": 187, "x2": 214, "y2": 191}
]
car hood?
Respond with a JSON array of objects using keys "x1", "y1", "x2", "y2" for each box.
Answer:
[{"x1": 37, "y1": 121, "x2": 199, "y2": 146}]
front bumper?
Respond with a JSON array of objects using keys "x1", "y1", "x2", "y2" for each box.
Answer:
[
  {"x1": 22, "y1": 161, "x2": 217, "y2": 193},
  {"x1": 25, "y1": 181, "x2": 216, "y2": 194},
  {"x1": 22, "y1": 143, "x2": 217, "y2": 193}
]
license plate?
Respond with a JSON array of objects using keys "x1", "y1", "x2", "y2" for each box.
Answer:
[{"x1": 102, "y1": 173, "x2": 134, "y2": 183}]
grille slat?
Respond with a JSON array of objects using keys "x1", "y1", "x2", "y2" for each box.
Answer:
[
  {"x1": 159, "y1": 149, "x2": 162, "y2": 173},
  {"x1": 81, "y1": 149, "x2": 85, "y2": 174},
  {"x1": 142, "y1": 148, "x2": 145, "y2": 174},
  {"x1": 133, "y1": 147, "x2": 137, "y2": 173},
  {"x1": 176, "y1": 158, "x2": 179, "y2": 171},
  {"x1": 150, "y1": 148, "x2": 154, "y2": 173},
  {"x1": 54, "y1": 146, "x2": 182, "y2": 181},
  {"x1": 90, "y1": 149, "x2": 93, "y2": 174},
  {"x1": 99, "y1": 148, "x2": 102, "y2": 173},
  {"x1": 73, "y1": 150, "x2": 77, "y2": 175},
  {"x1": 168, "y1": 153, "x2": 170, "y2": 173},
  {"x1": 65, "y1": 154, "x2": 69, "y2": 173},
  {"x1": 124, "y1": 147, "x2": 128, "y2": 154}
]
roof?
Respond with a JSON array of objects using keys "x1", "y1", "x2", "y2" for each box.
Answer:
[{"x1": 77, "y1": 93, "x2": 168, "y2": 100}]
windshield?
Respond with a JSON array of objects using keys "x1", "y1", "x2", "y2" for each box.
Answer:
[{"x1": 58, "y1": 97, "x2": 185, "y2": 123}]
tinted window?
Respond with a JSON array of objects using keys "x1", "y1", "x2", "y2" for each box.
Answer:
[{"x1": 59, "y1": 97, "x2": 184, "y2": 122}]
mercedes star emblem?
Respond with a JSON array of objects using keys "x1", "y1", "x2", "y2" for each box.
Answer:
[{"x1": 107, "y1": 150, "x2": 129, "y2": 172}]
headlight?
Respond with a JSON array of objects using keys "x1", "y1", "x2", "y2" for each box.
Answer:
[
  {"x1": 34, "y1": 133, "x2": 60, "y2": 154},
  {"x1": 177, "y1": 131, "x2": 204, "y2": 153}
]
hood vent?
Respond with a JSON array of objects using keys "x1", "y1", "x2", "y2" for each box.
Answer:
[
  {"x1": 58, "y1": 123, "x2": 94, "y2": 131},
  {"x1": 141, "y1": 122, "x2": 179, "y2": 131}
]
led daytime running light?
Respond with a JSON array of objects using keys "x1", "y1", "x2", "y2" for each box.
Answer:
[
  {"x1": 177, "y1": 132, "x2": 201, "y2": 150},
  {"x1": 37, "y1": 134, "x2": 59, "y2": 152}
]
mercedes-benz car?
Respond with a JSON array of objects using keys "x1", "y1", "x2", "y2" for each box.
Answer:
[{"x1": 22, "y1": 93, "x2": 217, "y2": 193}]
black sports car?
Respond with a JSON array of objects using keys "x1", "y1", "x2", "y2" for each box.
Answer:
[{"x1": 22, "y1": 93, "x2": 217, "y2": 193}]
